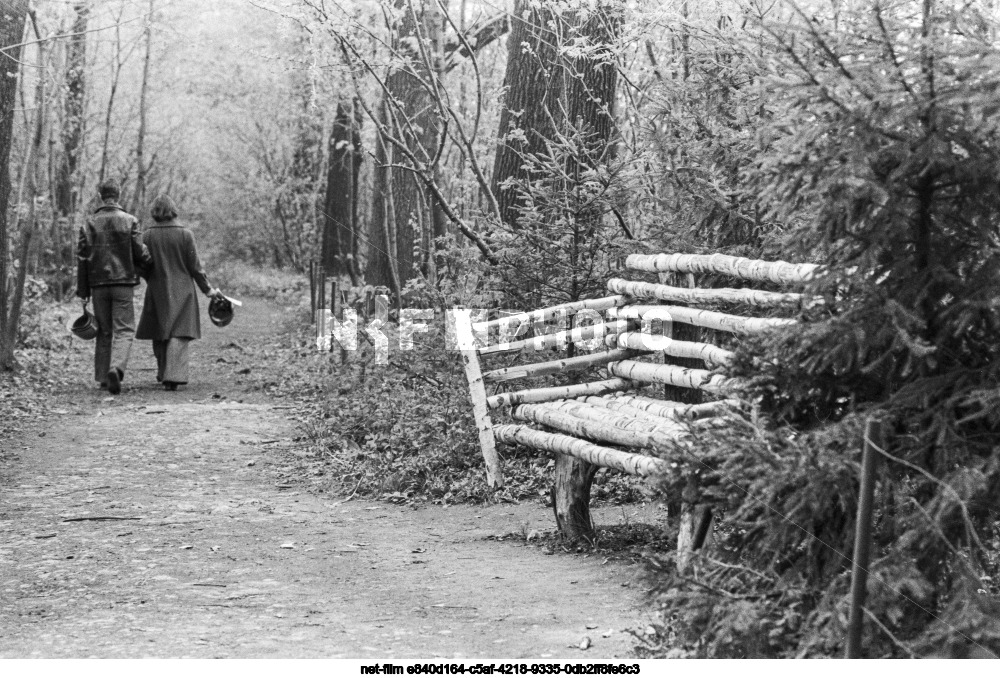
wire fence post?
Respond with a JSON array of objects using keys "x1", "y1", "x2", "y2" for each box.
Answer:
[
  {"x1": 318, "y1": 268, "x2": 326, "y2": 322},
  {"x1": 309, "y1": 261, "x2": 317, "y2": 323},
  {"x1": 846, "y1": 416, "x2": 884, "y2": 658}
]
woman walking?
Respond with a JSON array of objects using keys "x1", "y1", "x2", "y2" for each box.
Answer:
[{"x1": 136, "y1": 195, "x2": 222, "y2": 390}]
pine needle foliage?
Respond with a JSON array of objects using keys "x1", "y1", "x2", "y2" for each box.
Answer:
[
  {"x1": 490, "y1": 125, "x2": 641, "y2": 311},
  {"x1": 642, "y1": 0, "x2": 1000, "y2": 658}
]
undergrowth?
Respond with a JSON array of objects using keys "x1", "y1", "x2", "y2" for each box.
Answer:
[
  {"x1": 240, "y1": 316, "x2": 649, "y2": 508},
  {"x1": 207, "y1": 260, "x2": 307, "y2": 306}
]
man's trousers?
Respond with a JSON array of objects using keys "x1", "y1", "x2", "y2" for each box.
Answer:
[{"x1": 91, "y1": 285, "x2": 135, "y2": 384}]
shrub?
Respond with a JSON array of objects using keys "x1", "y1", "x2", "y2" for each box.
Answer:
[{"x1": 640, "y1": 1, "x2": 1000, "y2": 658}]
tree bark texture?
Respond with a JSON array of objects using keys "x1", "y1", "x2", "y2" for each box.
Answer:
[
  {"x1": 564, "y1": 4, "x2": 619, "y2": 165},
  {"x1": 0, "y1": 0, "x2": 30, "y2": 368},
  {"x1": 367, "y1": 0, "x2": 443, "y2": 294},
  {"x1": 56, "y1": 2, "x2": 87, "y2": 217},
  {"x1": 134, "y1": 0, "x2": 154, "y2": 216},
  {"x1": 323, "y1": 99, "x2": 359, "y2": 281},
  {"x1": 491, "y1": 0, "x2": 562, "y2": 228},
  {"x1": 491, "y1": 1, "x2": 620, "y2": 228}
]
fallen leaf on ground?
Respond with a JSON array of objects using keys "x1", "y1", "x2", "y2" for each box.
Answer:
[{"x1": 280, "y1": 542, "x2": 295, "y2": 549}]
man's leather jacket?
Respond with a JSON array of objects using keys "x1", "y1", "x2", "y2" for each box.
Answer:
[{"x1": 77, "y1": 202, "x2": 153, "y2": 296}]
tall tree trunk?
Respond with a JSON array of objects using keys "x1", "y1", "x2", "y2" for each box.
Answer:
[
  {"x1": 425, "y1": 0, "x2": 446, "y2": 284},
  {"x1": 490, "y1": 1, "x2": 563, "y2": 228},
  {"x1": 323, "y1": 99, "x2": 358, "y2": 283},
  {"x1": 369, "y1": 99, "x2": 402, "y2": 298},
  {"x1": 350, "y1": 98, "x2": 363, "y2": 281},
  {"x1": 0, "y1": 1, "x2": 32, "y2": 369},
  {"x1": 366, "y1": 0, "x2": 442, "y2": 294},
  {"x1": 564, "y1": 5, "x2": 620, "y2": 162},
  {"x1": 134, "y1": 0, "x2": 154, "y2": 216},
  {"x1": 56, "y1": 2, "x2": 87, "y2": 217},
  {"x1": 99, "y1": 8, "x2": 128, "y2": 184}
]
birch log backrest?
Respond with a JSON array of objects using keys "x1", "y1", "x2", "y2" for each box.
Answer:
[{"x1": 462, "y1": 252, "x2": 818, "y2": 543}]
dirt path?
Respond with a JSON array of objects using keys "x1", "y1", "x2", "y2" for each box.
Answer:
[{"x1": 0, "y1": 295, "x2": 656, "y2": 658}]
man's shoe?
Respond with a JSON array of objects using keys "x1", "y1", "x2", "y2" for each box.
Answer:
[
  {"x1": 164, "y1": 381, "x2": 178, "y2": 391},
  {"x1": 107, "y1": 369, "x2": 121, "y2": 395}
]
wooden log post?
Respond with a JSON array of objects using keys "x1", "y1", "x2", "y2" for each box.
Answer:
[{"x1": 846, "y1": 417, "x2": 884, "y2": 658}]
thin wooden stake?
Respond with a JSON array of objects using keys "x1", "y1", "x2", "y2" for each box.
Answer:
[
  {"x1": 309, "y1": 261, "x2": 316, "y2": 322},
  {"x1": 846, "y1": 417, "x2": 884, "y2": 659},
  {"x1": 319, "y1": 269, "x2": 326, "y2": 319}
]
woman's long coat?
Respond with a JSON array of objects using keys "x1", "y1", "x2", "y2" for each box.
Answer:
[{"x1": 136, "y1": 220, "x2": 212, "y2": 341}]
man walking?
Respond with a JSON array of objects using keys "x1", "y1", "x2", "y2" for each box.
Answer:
[{"x1": 76, "y1": 178, "x2": 152, "y2": 394}]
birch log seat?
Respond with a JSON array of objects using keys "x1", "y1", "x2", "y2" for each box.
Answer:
[{"x1": 461, "y1": 252, "x2": 817, "y2": 556}]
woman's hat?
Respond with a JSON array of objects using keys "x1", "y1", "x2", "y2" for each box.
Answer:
[{"x1": 209, "y1": 296, "x2": 234, "y2": 327}]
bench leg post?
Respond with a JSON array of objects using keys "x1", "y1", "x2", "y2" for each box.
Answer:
[{"x1": 552, "y1": 454, "x2": 599, "y2": 542}]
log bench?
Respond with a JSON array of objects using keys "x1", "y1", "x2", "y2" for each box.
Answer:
[{"x1": 460, "y1": 252, "x2": 816, "y2": 563}]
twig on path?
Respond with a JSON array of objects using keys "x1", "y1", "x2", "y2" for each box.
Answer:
[
  {"x1": 344, "y1": 477, "x2": 364, "y2": 502},
  {"x1": 192, "y1": 583, "x2": 228, "y2": 587},
  {"x1": 62, "y1": 516, "x2": 142, "y2": 522}
]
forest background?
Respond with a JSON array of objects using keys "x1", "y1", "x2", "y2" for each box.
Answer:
[{"x1": 3, "y1": 0, "x2": 1000, "y2": 659}]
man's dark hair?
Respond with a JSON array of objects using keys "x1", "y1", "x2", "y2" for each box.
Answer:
[{"x1": 98, "y1": 178, "x2": 120, "y2": 201}]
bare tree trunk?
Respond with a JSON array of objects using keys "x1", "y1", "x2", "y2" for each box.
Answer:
[
  {"x1": 56, "y1": 2, "x2": 87, "y2": 217},
  {"x1": 134, "y1": 0, "x2": 154, "y2": 215},
  {"x1": 350, "y1": 98, "x2": 362, "y2": 282},
  {"x1": 369, "y1": 99, "x2": 402, "y2": 298},
  {"x1": 100, "y1": 6, "x2": 131, "y2": 184},
  {"x1": 0, "y1": 2, "x2": 33, "y2": 369},
  {"x1": 426, "y1": 0, "x2": 446, "y2": 284},
  {"x1": 491, "y1": 1, "x2": 562, "y2": 229},
  {"x1": 323, "y1": 100, "x2": 357, "y2": 281},
  {"x1": 366, "y1": 0, "x2": 442, "y2": 293}
]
